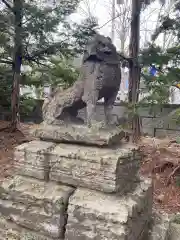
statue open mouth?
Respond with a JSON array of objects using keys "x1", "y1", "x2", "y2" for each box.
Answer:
[
  {"x1": 102, "y1": 46, "x2": 112, "y2": 54},
  {"x1": 104, "y1": 51, "x2": 111, "y2": 55}
]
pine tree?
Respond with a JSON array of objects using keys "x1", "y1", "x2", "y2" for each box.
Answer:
[
  {"x1": 28, "y1": 56, "x2": 79, "y2": 91},
  {"x1": 140, "y1": 0, "x2": 180, "y2": 102},
  {"x1": 127, "y1": 0, "x2": 169, "y2": 142},
  {"x1": 0, "y1": 0, "x2": 97, "y2": 131}
]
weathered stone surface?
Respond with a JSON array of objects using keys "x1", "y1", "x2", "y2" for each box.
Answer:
[
  {"x1": 149, "y1": 212, "x2": 171, "y2": 240},
  {"x1": 14, "y1": 140, "x2": 56, "y2": 180},
  {"x1": 0, "y1": 175, "x2": 74, "y2": 239},
  {"x1": 42, "y1": 33, "x2": 121, "y2": 127},
  {"x1": 31, "y1": 124, "x2": 125, "y2": 146},
  {"x1": 0, "y1": 215, "x2": 59, "y2": 240},
  {"x1": 65, "y1": 178, "x2": 153, "y2": 240},
  {"x1": 49, "y1": 142, "x2": 141, "y2": 193},
  {"x1": 169, "y1": 222, "x2": 180, "y2": 240},
  {"x1": 14, "y1": 140, "x2": 140, "y2": 193}
]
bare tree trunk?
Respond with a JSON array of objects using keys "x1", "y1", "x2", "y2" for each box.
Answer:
[
  {"x1": 11, "y1": 0, "x2": 23, "y2": 131},
  {"x1": 120, "y1": 29, "x2": 125, "y2": 53},
  {"x1": 111, "y1": 0, "x2": 116, "y2": 42},
  {"x1": 128, "y1": 0, "x2": 141, "y2": 142}
]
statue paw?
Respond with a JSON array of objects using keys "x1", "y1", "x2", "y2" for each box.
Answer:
[
  {"x1": 43, "y1": 119, "x2": 64, "y2": 125},
  {"x1": 88, "y1": 120, "x2": 107, "y2": 129}
]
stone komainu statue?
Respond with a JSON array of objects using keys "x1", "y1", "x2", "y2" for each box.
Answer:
[{"x1": 42, "y1": 33, "x2": 121, "y2": 126}]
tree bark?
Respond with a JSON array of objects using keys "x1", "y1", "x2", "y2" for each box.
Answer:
[
  {"x1": 128, "y1": 0, "x2": 141, "y2": 142},
  {"x1": 111, "y1": 0, "x2": 116, "y2": 42},
  {"x1": 11, "y1": 0, "x2": 23, "y2": 131}
]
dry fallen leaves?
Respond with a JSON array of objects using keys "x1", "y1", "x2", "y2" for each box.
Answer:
[
  {"x1": 140, "y1": 136, "x2": 180, "y2": 213},
  {"x1": 0, "y1": 121, "x2": 34, "y2": 181}
]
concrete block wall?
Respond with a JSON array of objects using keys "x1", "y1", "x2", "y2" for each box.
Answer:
[
  {"x1": 139, "y1": 104, "x2": 180, "y2": 138},
  {"x1": 79, "y1": 103, "x2": 180, "y2": 138}
]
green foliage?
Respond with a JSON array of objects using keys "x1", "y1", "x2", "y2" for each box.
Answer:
[
  {"x1": 0, "y1": 0, "x2": 98, "y2": 79},
  {"x1": 0, "y1": 0, "x2": 98, "y2": 116},
  {"x1": 0, "y1": 0, "x2": 98, "y2": 63},
  {"x1": 173, "y1": 214, "x2": 180, "y2": 224},
  {"x1": 19, "y1": 95, "x2": 37, "y2": 116},
  {"x1": 0, "y1": 63, "x2": 36, "y2": 115},
  {"x1": 0, "y1": 63, "x2": 36, "y2": 117},
  {"x1": 72, "y1": 17, "x2": 98, "y2": 54},
  {"x1": 0, "y1": 64, "x2": 12, "y2": 108},
  {"x1": 28, "y1": 56, "x2": 79, "y2": 89},
  {"x1": 139, "y1": 1, "x2": 180, "y2": 107}
]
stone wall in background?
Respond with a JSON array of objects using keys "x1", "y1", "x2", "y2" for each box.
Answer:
[
  {"x1": 0, "y1": 100, "x2": 180, "y2": 138},
  {"x1": 79, "y1": 103, "x2": 180, "y2": 138},
  {"x1": 139, "y1": 104, "x2": 180, "y2": 138}
]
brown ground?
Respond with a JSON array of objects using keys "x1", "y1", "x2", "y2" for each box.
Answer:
[
  {"x1": 140, "y1": 137, "x2": 180, "y2": 213},
  {"x1": 0, "y1": 121, "x2": 36, "y2": 181},
  {"x1": 0, "y1": 121, "x2": 180, "y2": 213}
]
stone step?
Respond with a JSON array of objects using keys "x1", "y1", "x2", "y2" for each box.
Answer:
[
  {"x1": 65, "y1": 178, "x2": 153, "y2": 240},
  {"x1": 0, "y1": 175, "x2": 74, "y2": 239},
  {"x1": 31, "y1": 123, "x2": 125, "y2": 146},
  {"x1": 0, "y1": 215, "x2": 59, "y2": 240},
  {"x1": 14, "y1": 140, "x2": 142, "y2": 194}
]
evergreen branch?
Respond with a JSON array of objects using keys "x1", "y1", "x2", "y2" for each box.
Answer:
[
  {"x1": 24, "y1": 40, "x2": 68, "y2": 61},
  {"x1": 22, "y1": 6, "x2": 60, "y2": 25},
  {"x1": 23, "y1": 45, "x2": 50, "y2": 68},
  {"x1": 22, "y1": 16, "x2": 35, "y2": 25},
  {"x1": 1, "y1": 0, "x2": 14, "y2": 12},
  {"x1": 0, "y1": 59, "x2": 13, "y2": 65},
  {"x1": 30, "y1": 58, "x2": 50, "y2": 68}
]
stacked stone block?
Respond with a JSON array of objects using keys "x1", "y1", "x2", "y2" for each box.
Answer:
[
  {"x1": 0, "y1": 124, "x2": 153, "y2": 239},
  {"x1": 0, "y1": 175, "x2": 74, "y2": 239},
  {"x1": 65, "y1": 180, "x2": 152, "y2": 240}
]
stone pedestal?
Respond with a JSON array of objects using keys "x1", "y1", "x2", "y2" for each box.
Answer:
[
  {"x1": 0, "y1": 175, "x2": 74, "y2": 239},
  {"x1": 31, "y1": 123, "x2": 125, "y2": 146},
  {"x1": 65, "y1": 179, "x2": 152, "y2": 240},
  {"x1": 15, "y1": 140, "x2": 141, "y2": 194},
  {"x1": 14, "y1": 140, "x2": 56, "y2": 180},
  {"x1": 0, "y1": 215, "x2": 57, "y2": 240},
  {"x1": 0, "y1": 124, "x2": 153, "y2": 240}
]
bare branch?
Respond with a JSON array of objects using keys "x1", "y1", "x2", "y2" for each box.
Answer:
[{"x1": 95, "y1": 14, "x2": 121, "y2": 30}]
